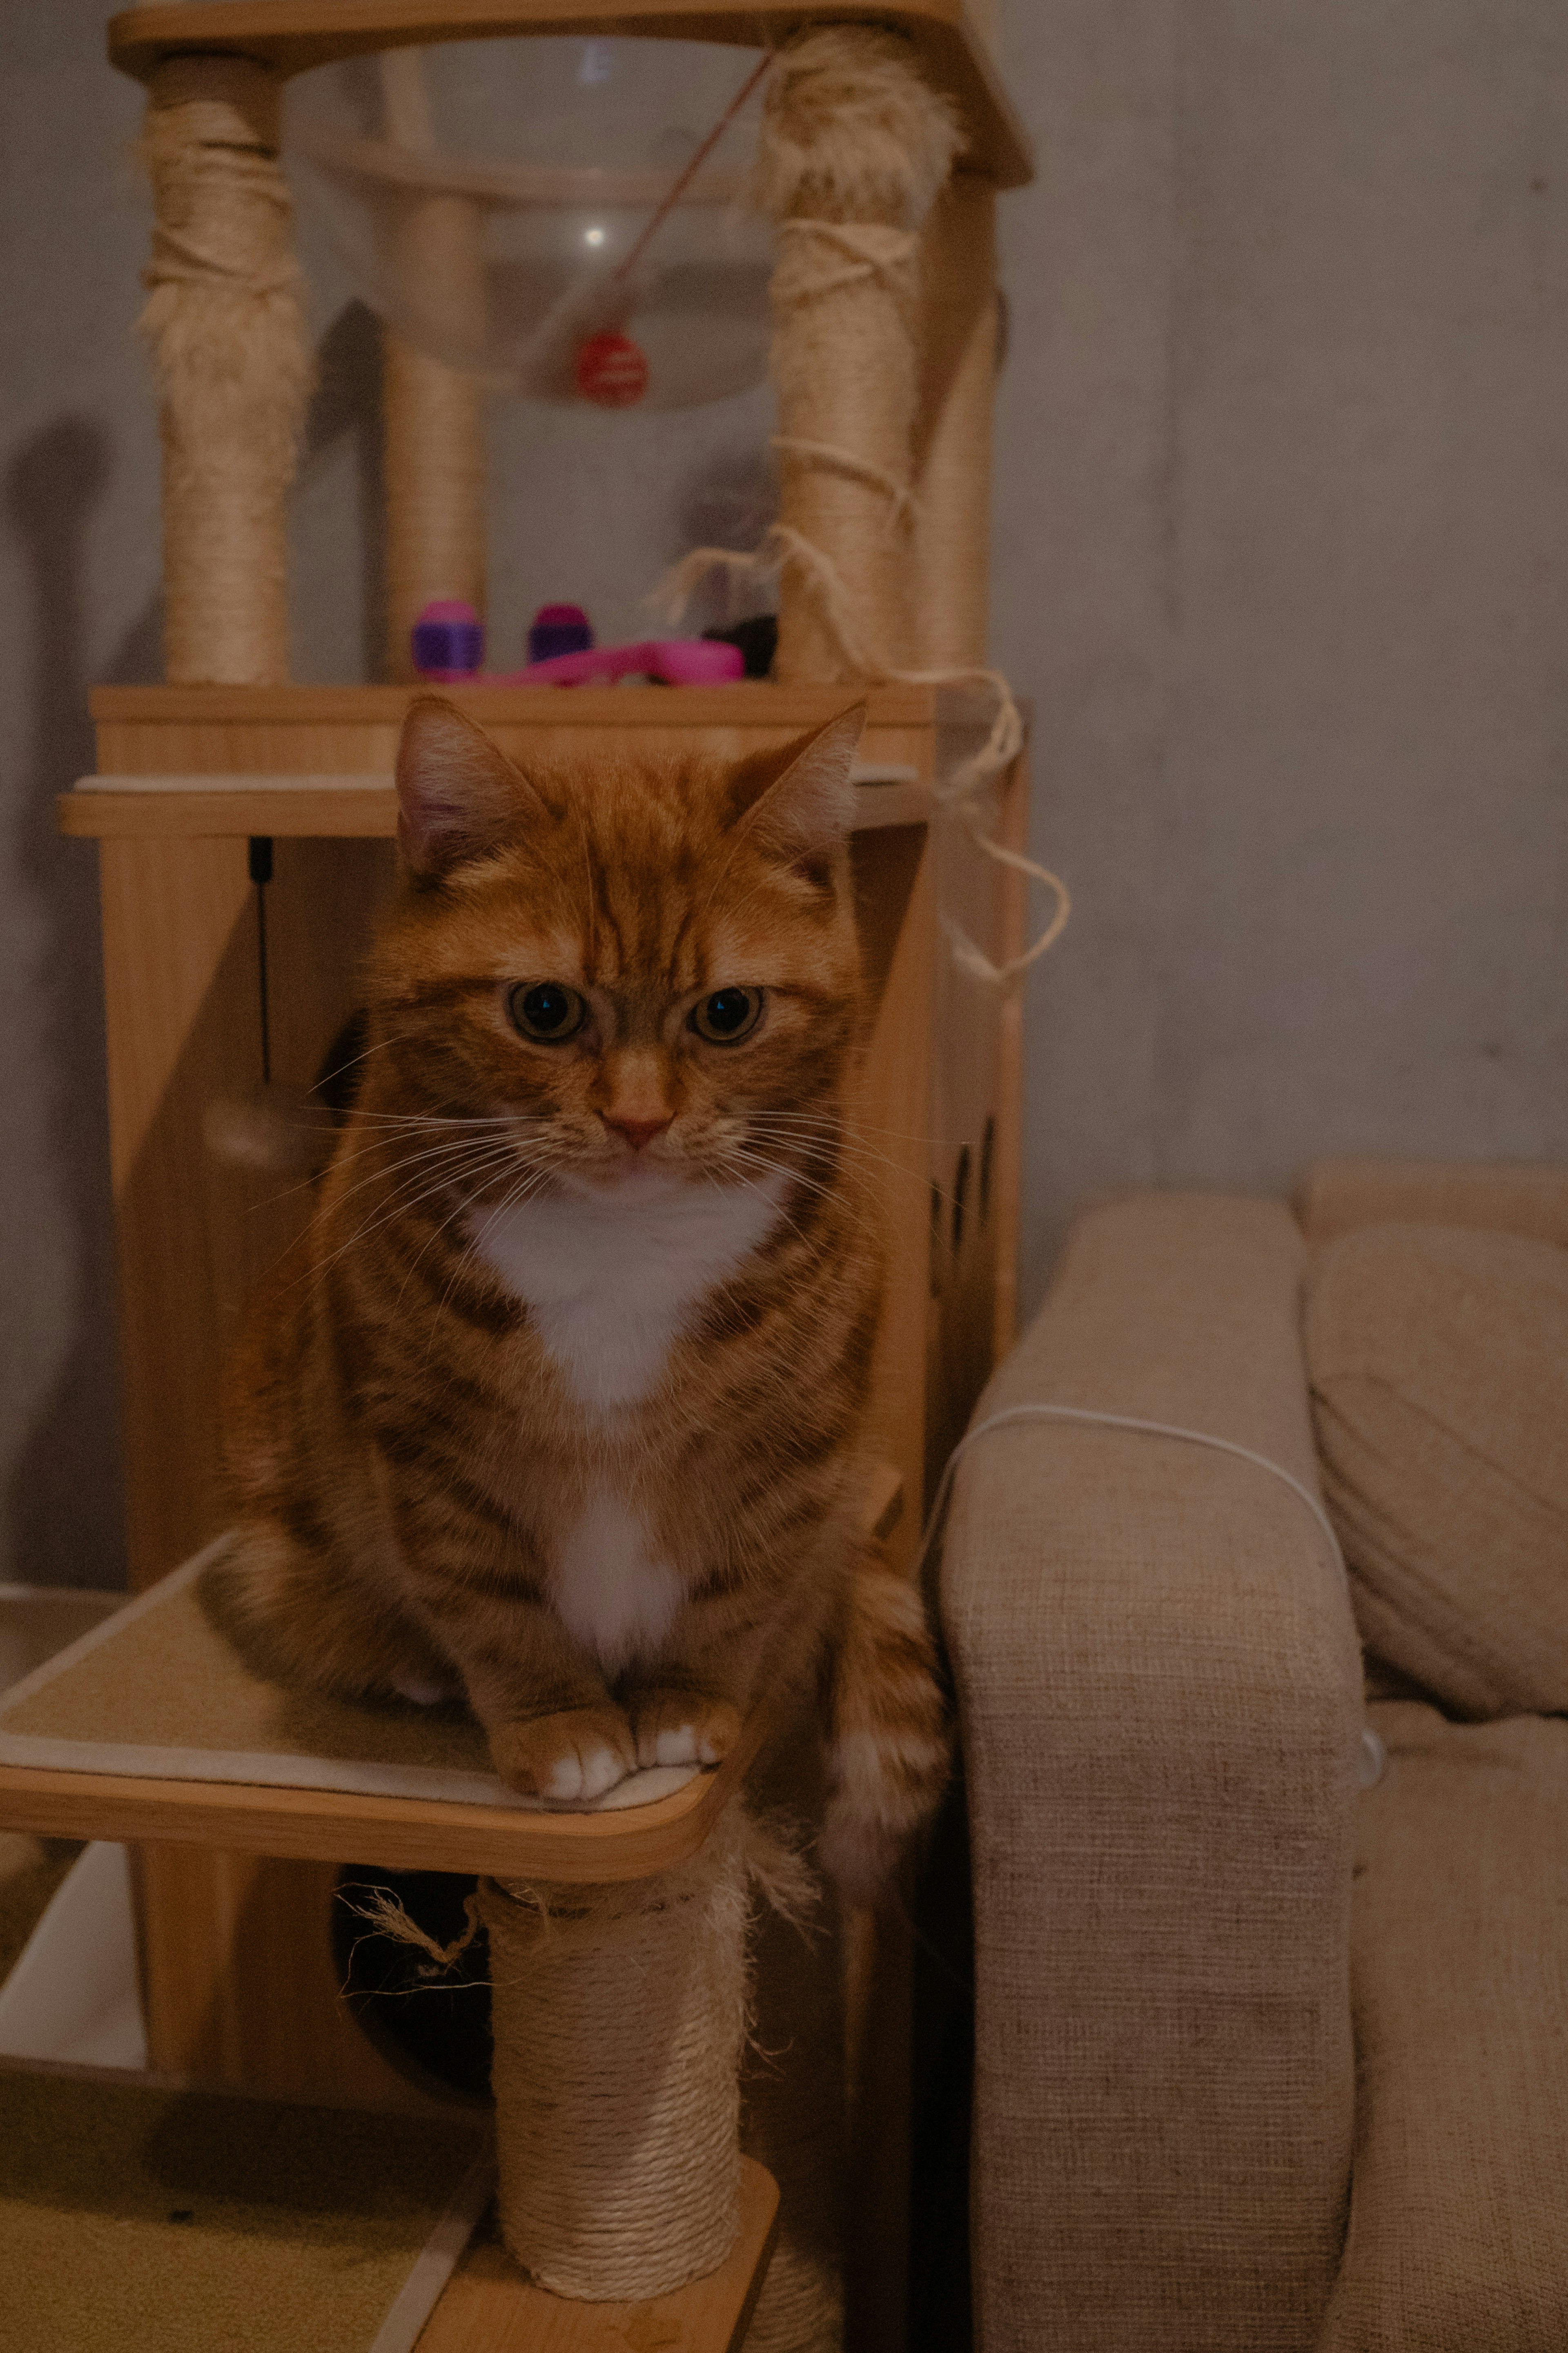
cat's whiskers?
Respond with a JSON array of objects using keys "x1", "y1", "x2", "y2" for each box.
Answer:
[
  {"x1": 307, "y1": 1126, "x2": 542, "y2": 1231},
  {"x1": 719, "y1": 1141, "x2": 885, "y2": 1251},
  {"x1": 305, "y1": 1155, "x2": 526, "y2": 1295},
  {"x1": 744, "y1": 1117, "x2": 933, "y2": 1193},
  {"x1": 742, "y1": 1108, "x2": 946, "y2": 1146},
  {"x1": 398, "y1": 1149, "x2": 564, "y2": 1326},
  {"x1": 307, "y1": 1138, "x2": 550, "y2": 1290},
  {"x1": 709, "y1": 1153, "x2": 818, "y2": 1256},
  {"x1": 248, "y1": 1108, "x2": 522, "y2": 1217}
]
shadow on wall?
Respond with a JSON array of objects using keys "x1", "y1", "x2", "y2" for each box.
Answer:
[
  {"x1": 3, "y1": 306, "x2": 386, "y2": 1591},
  {"x1": 4, "y1": 417, "x2": 156, "y2": 1591}
]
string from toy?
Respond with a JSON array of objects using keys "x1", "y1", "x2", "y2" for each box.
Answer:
[
  {"x1": 613, "y1": 47, "x2": 774, "y2": 286},
  {"x1": 652, "y1": 526, "x2": 1071, "y2": 988}
]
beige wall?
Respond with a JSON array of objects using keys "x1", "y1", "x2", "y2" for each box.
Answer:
[
  {"x1": 3, "y1": 4, "x2": 1566, "y2": 1581},
  {"x1": 995, "y1": 0, "x2": 1568, "y2": 1306}
]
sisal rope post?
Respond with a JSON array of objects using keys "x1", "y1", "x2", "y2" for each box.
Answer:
[
  {"x1": 379, "y1": 53, "x2": 487, "y2": 683},
  {"x1": 912, "y1": 174, "x2": 999, "y2": 670},
  {"x1": 755, "y1": 30, "x2": 961, "y2": 685},
  {"x1": 139, "y1": 56, "x2": 311, "y2": 686},
  {"x1": 480, "y1": 1803, "x2": 753, "y2": 2302}
]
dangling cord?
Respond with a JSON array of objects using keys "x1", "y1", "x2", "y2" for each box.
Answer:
[
  {"x1": 915, "y1": 1403, "x2": 1386, "y2": 1788},
  {"x1": 614, "y1": 48, "x2": 773, "y2": 285},
  {"x1": 248, "y1": 834, "x2": 273, "y2": 1086}
]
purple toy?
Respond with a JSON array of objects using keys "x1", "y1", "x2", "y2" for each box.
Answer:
[
  {"x1": 527, "y1": 603, "x2": 595, "y2": 663},
  {"x1": 411, "y1": 599, "x2": 485, "y2": 682},
  {"x1": 410, "y1": 601, "x2": 742, "y2": 689}
]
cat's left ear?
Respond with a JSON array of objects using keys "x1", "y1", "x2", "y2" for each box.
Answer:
[
  {"x1": 735, "y1": 703, "x2": 866, "y2": 879},
  {"x1": 396, "y1": 696, "x2": 547, "y2": 879}
]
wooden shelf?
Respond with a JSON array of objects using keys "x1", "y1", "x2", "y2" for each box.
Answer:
[
  {"x1": 61, "y1": 774, "x2": 931, "y2": 840},
  {"x1": 69, "y1": 679, "x2": 990, "y2": 839},
  {"x1": 86, "y1": 681, "x2": 989, "y2": 727},
  {"x1": 0, "y1": 1472, "x2": 902, "y2": 1881},
  {"x1": 0, "y1": 1732, "x2": 751, "y2": 1884},
  {"x1": 107, "y1": 2, "x2": 1033, "y2": 192}
]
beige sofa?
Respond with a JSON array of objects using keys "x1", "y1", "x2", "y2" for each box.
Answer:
[{"x1": 939, "y1": 1162, "x2": 1568, "y2": 2352}]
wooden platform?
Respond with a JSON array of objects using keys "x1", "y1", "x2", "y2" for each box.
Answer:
[
  {"x1": 107, "y1": 2, "x2": 1033, "y2": 191},
  {"x1": 423, "y1": 2159, "x2": 778, "y2": 2353}
]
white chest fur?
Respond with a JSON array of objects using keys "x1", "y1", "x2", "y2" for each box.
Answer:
[
  {"x1": 469, "y1": 1169, "x2": 786, "y2": 1410},
  {"x1": 553, "y1": 1492, "x2": 682, "y2": 1673}
]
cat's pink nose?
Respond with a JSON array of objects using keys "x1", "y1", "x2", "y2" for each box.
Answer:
[{"x1": 603, "y1": 1112, "x2": 672, "y2": 1153}]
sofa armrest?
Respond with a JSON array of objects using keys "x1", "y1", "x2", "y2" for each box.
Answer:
[{"x1": 941, "y1": 1195, "x2": 1363, "y2": 2353}]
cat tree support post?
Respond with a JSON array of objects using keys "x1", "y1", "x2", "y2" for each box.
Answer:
[
  {"x1": 479, "y1": 1804, "x2": 754, "y2": 2300},
  {"x1": 758, "y1": 29, "x2": 961, "y2": 685},
  {"x1": 379, "y1": 52, "x2": 488, "y2": 684},
  {"x1": 140, "y1": 55, "x2": 311, "y2": 684},
  {"x1": 912, "y1": 172, "x2": 998, "y2": 668}
]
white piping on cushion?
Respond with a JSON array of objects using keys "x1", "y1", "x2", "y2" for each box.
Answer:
[{"x1": 923, "y1": 1403, "x2": 1386, "y2": 1789}]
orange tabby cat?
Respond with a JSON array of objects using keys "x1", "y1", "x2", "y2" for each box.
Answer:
[{"x1": 219, "y1": 697, "x2": 947, "y2": 1895}]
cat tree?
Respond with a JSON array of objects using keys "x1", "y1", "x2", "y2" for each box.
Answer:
[{"x1": 2, "y1": 7, "x2": 1035, "y2": 2348}]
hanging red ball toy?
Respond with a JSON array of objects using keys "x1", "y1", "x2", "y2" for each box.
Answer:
[{"x1": 575, "y1": 331, "x2": 650, "y2": 409}]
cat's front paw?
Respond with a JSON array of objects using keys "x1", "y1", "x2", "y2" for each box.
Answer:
[
  {"x1": 490, "y1": 1707, "x2": 635, "y2": 1804},
  {"x1": 628, "y1": 1690, "x2": 742, "y2": 1771}
]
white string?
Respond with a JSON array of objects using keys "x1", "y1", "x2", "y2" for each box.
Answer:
[
  {"x1": 918, "y1": 1402, "x2": 1386, "y2": 1785},
  {"x1": 648, "y1": 534, "x2": 1072, "y2": 990},
  {"x1": 916, "y1": 1401, "x2": 1346, "y2": 1589}
]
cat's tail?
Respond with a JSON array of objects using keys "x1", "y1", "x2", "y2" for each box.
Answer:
[{"x1": 820, "y1": 1554, "x2": 951, "y2": 1907}]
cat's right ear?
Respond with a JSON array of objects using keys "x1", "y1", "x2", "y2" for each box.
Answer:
[{"x1": 395, "y1": 697, "x2": 543, "y2": 879}]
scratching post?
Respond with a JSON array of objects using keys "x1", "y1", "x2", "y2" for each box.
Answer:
[
  {"x1": 481, "y1": 1804, "x2": 752, "y2": 2301},
  {"x1": 379, "y1": 53, "x2": 487, "y2": 683},
  {"x1": 383, "y1": 333, "x2": 487, "y2": 680},
  {"x1": 140, "y1": 56, "x2": 310, "y2": 685},
  {"x1": 756, "y1": 30, "x2": 961, "y2": 684},
  {"x1": 913, "y1": 174, "x2": 998, "y2": 669}
]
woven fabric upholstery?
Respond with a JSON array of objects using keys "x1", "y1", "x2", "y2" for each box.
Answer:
[
  {"x1": 1319, "y1": 1702, "x2": 1568, "y2": 2353},
  {"x1": 1296, "y1": 1158, "x2": 1568, "y2": 1249},
  {"x1": 1307, "y1": 1224, "x2": 1568, "y2": 1718},
  {"x1": 942, "y1": 1195, "x2": 1363, "y2": 2353}
]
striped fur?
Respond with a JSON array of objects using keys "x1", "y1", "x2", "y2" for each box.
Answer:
[{"x1": 220, "y1": 698, "x2": 949, "y2": 1872}]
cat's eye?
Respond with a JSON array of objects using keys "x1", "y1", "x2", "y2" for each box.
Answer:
[
  {"x1": 689, "y1": 987, "x2": 764, "y2": 1045},
  {"x1": 508, "y1": 982, "x2": 588, "y2": 1044}
]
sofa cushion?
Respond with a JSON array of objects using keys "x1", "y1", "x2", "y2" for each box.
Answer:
[
  {"x1": 1306, "y1": 1222, "x2": 1568, "y2": 1718},
  {"x1": 1319, "y1": 1703, "x2": 1568, "y2": 2353},
  {"x1": 1296, "y1": 1158, "x2": 1568, "y2": 1249}
]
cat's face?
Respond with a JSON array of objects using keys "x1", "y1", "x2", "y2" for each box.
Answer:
[{"x1": 363, "y1": 699, "x2": 867, "y2": 1201}]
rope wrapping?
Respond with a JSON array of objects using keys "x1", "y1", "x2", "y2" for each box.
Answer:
[
  {"x1": 482, "y1": 1807, "x2": 751, "y2": 2300},
  {"x1": 757, "y1": 31, "x2": 960, "y2": 684},
  {"x1": 140, "y1": 58, "x2": 311, "y2": 685}
]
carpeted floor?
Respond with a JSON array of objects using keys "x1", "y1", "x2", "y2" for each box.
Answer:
[{"x1": 0, "y1": 2065, "x2": 487, "y2": 2353}]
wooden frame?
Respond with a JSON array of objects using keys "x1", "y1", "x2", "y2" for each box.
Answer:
[{"x1": 108, "y1": 0, "x2": 1031, "y2": 190}]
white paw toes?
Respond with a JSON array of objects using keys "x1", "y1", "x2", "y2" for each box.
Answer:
[
  {"x1": 653, "y1": 1724, "x2": 699, "y2": 1768},
  {"x1": 548, "y1": 1746, "x2": 628, "y2": 1802}
]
